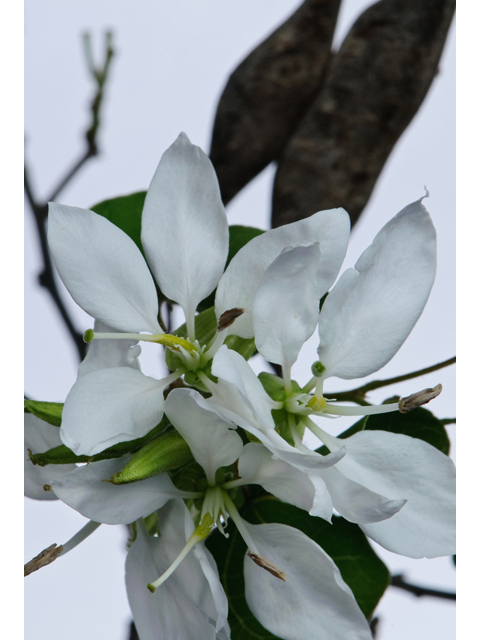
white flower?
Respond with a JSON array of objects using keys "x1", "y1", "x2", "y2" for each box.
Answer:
[
  {"x1": 202, "y1": 197, "x2": 455, "y2": 559},
  {"x1": 48, "y1": 133, "x2": 350, "y2": 456}
]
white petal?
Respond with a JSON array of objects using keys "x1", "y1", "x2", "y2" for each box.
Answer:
[
  {"x1": 48, "y1": 458, "x2": 188, "y2": 524},
  {"x1": 318, "y1": 466, "x2": 406, "y2": 524},
  {"x1": 61, "y1": 368, "x2": 166, "y2": 456},
  {"x1": 141, "y1": 133, "x2": 229, "y2": 326},
  {"x1": 243, "y1": 522, "x2": 372, "y2": 640},
  {"x1": 253, "y1": 243, "x2": 323, "y2": 369},
  {"x1": 216, "y1": 207, "x2": 350, "y2": 339},
  {"x1": 24, "y1": 414, "x2": 76, "y2": 501},
  {"x1": 211, "y1": 346, "x2": 277, "y2": 429},
  {"x1": 317, "y1": 197, "x2": 436, "y2": 379},
  {"x1": 164, "y1": 388, "x2": 244, "y2": 485},
  {"x1": 125, "y1": 501, "x2": 221, "y2": 640},
  {"x1": 237, "y1": 444, "x2": 333, "y2": 521},
  {"x1": 48, "y1": 202, "x2": 161, "y2": 334},
  {"x1": 329, "y1": 430, "x2": 456, "y2": 557},
  {"x1": 78, "y1": 320, "x2": 141, "y2": 378}
]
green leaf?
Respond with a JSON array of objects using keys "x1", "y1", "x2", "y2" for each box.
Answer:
[
  {"x1": 364, "y1": 406, "x2": 450, "y2": 455},
  {"x1": 207, "y1": 498, "x2": 389, "y2": 637},
  {"x1": 91, "y1": 191, "x2": 146, "y2": 255},
  {"x1": 29, "y1": 416, "x2": 170, "y2": 466},
  {"x1": 24, "y1": 400, "x2": 63, "y2": 427},
  {"x1": 197, "y1": 225, "x2": 264, "y2": 312}
]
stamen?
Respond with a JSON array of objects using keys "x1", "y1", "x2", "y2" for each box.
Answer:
[
  {"x1": 86, "y1": 330, "x2": 197, "y2": 352},
  {"x1": 321, "y1": 402, "x2": 399, "y2": 416},
  {"x1": 217, "y1": 308, "x2": 245, "y2": 332},
  {"x1": 24, "y1": 521, "x2": 101, "y2": 577},
  {"x1": 399, "y1": 384, "x2": 442, "y2": 413},
  {"x1": 247, "y1": 552, "x2": 286, "y2": 582},
  {"x1": 147, "y1": 513, "x2": 214, "y2": 593},
  {"x1": 222, "y1": 492, "x2": 260, "y2": 556}
]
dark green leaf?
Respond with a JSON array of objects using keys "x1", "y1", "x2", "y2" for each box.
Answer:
[
  {"x1": 91, "y1": 191, "x2": 146, "y2": 255},
  {"x1": 24, "y1": 400, "x2": 63, "y2": 427},
  {"x1": 207, "y1": 497, "x2": 389, "y2": 637},
  {"x1": 364, "y1": 406, "x2": 450, "y2": 455},
  {"x1": 29, "y1": 416, "x2": 170, "y2": 466},
  {"x1": 197, "y1": 225, "x2": 264, "y2": 312}
]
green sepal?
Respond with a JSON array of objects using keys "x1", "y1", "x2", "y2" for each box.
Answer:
[
  {"x1": 224, "y1": 334, "x2": 256, "y2": 361},
  {"x1": 24, "y1": 399, "x2": 63, "y2": 427},
  {"x1": 197, "y1": 225, "x2": 265, "y2": 312},
  {"x1": 258, "y1": 372, "x2": 286, "y2": 402},
  {"x1": 107, "y1": 431, "x2": 193, "y2": 484},
  {"x1": 30, "y1": 416, "x2": 170, "y2": 466},
  {"x1": 91, "y1": 191, "x2": 146, "y2": 256}
]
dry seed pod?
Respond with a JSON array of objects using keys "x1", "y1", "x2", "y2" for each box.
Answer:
[
  {"x1": 210, "y1": 0, "x2": 342, "y2": 205},
  {"x1": 272, "y1": 0, "x2": 455, "y2": 228}
]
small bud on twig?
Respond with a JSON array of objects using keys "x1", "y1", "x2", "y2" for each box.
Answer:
[
  {"x1": 247, "y1": 551, "x2": 286, "y2": 581},
  {"x1": 398, "y1": 384, "x2": 442, "y2": 413}
]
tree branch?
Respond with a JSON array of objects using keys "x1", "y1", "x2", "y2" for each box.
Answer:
[
  {"x1": 390, "y1": 574, "x2": 456, "y2": 601},
  {"x1": 24, "y1": 32, "x2": 115, "y2": 362},
  {"x1": 324, "y1": 356, "x2": 455, "y2": 404}
]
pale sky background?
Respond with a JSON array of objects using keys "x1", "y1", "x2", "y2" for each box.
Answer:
[{"x1": 24, "y1": 2, "x2": 456, "y2": 639}]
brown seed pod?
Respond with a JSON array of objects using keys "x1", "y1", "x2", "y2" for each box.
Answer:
[
  {"x1": 210, "y1": 0, "x2": 342, "y2": 205},
  {"x1": 272, "y1": 0, "x2": 455, "y2": 228}
]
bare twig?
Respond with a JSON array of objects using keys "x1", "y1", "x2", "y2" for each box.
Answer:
[
  {"x1": 24, "y1": 32, "x2": 115, "y2": 362},
  {"x1": 390, "y1": 574, "x2": 456, "y2": 601},
  {"x1": 324, "y1": 356, "x2": 455, "y2": 404}
]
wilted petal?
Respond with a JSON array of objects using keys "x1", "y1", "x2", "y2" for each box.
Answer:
[
  {"x1": 216, "y1": 208, "x2": 350, "y2": 339},
  {"x1": 317, "y1": 197, "x2": 436, "y2": 379},
  {"x1": 49, "y1": 458, "x2": 190, "y2": 524},
  {"x1": 243, "y1": 522, "x2": 372, "y2": 640},
  {"x1": 126, "y1": 501, "x2": 226, "y2": 640},
  {"x1": 165, "y1": 388, "x2": 244, "y2": 485},
  {"x1": 327, "y1": 430, "x2": 456, "y2": 558},
  {"x1": 48, "y1": 203, "x2": 161, "y2": 334},
  {"x1": 24, "y1": 414, "x2": 76, "y2": 501},
  {"x1": 61, "y1": 368, "x2": 166, "y2": 456},
  {"x1": 141, "y1": 133, "x2": 229, "y2": 328},
  {"x1": 253, "y1": 243, "x2": 323, "y2": 369},
  {"x1": 78, "y1": 320, "x2": 141, "y2": 378},
  {"x1": 237, "y1": 444, "x2": 332, "y2": 521}
]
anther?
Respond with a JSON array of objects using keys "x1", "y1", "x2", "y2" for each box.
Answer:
[
  {"x1": 217, "y1": 308, "x2": 245, "y2": 332},
  {"x1": 24, "y1": 543, "x2": 63, "y2": 576},
  {"x1": 398, "y1": 384, "x2": 442, "y2": 413},
  {"x1": 247, "y1": 551, "x2": 286, "y2": 582}
]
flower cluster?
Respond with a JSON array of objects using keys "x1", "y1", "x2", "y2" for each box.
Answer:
[{"x1": 25, "y1": 134, "x2": 455, "y2": 640}]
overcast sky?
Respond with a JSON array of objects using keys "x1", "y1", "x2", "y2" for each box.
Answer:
[{"x1": 24, "y1": 2, "x2": 456, "y2": 639}]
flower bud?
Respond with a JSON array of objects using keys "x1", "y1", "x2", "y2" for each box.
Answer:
[{"x1": 107, "y1": 432, "x2": 192, "y2": 484}]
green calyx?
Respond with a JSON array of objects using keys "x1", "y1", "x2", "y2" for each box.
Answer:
[
  {"x1": 106, "y1": 431, "x2": 193, "y2": 484},
  {"x1": 24, "y1": 399, "x2": 63, "y2": 427}
]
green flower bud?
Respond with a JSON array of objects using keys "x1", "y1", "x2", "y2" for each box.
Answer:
[{"x1": 107, "y1": 432, "x2": 193, "y2": 485}]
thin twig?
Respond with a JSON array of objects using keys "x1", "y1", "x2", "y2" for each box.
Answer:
[
  {"x1": 24, "y1": 32, "x2": 115, "y2": 362},
  {"x1": 390, "y1": 574, "x2": 456, "y2": 601},
  {"x1": 324, "y1": 356, "x2": 456, "y2": 404}
]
